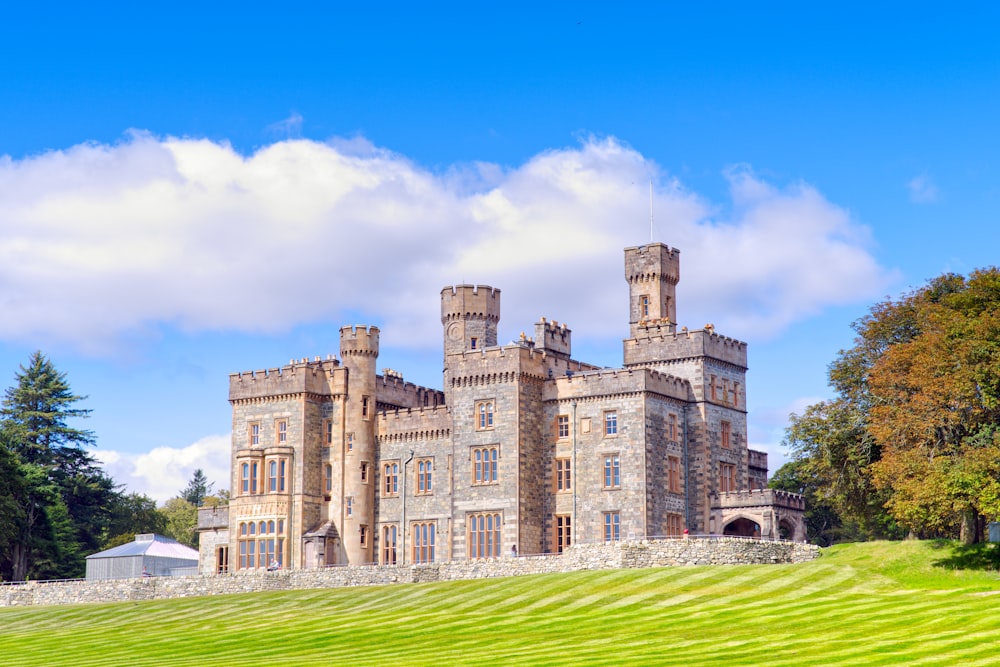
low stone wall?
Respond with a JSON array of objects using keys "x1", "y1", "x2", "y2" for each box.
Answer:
[{"x1": 0, "y1": 537, "x2": 819, "y2": 608}]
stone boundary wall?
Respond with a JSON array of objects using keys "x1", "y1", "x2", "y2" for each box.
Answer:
[{"x1": 0, "y1": 538, "x2": 819, "y2": 608}]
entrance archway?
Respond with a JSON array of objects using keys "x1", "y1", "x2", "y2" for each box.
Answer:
[{"x1": 723, "y1": 517, "x2": 761, "y2": 538}]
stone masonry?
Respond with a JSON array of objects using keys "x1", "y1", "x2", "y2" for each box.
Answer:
[{"x1": 200, "y1": 242, "x2": 807, "y2": 576}]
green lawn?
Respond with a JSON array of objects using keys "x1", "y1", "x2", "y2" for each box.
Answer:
[{"x1": 3, "y1": 541, "x2": 1000, "y2": 666}]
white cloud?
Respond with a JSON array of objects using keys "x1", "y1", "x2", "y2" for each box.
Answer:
[
  {"x1": 96, "y1": 434, "x2": 231, "y2": 503},
  {"x1": 0, "y1": 133, "x2": 894, "y2": 355},
  {"x1": 747, "y1": 395, "x2": 827, "y2": 475},
  {"x1": 907, "y1": 172, "x2": 939, "y2": 203}
]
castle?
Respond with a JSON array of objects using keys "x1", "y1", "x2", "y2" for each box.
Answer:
[{"x1": 198, "y1": 242, "x2": 806, "y2": 573}]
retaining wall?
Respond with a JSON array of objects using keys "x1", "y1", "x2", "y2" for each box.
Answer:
[{"x1": 0, "y1": 537, "x2": 819, "y2": 608}]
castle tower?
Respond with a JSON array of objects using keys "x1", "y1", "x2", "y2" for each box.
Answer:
[
  {"x1": 625, "y1": 243, "x2": 679, "y2": 338},
  {"x1": 339, "y1": 325, "x2": 379, "y2": 564},
  {"x1": 440, "y1": 285, "x2": 501, "y2": 357}
]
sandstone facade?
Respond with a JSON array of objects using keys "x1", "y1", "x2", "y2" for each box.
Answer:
[{"x1": 201, "y1": 242, "x2": 806, "y2": 574}]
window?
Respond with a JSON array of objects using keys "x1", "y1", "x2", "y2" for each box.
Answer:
[
  {"x1": 268, "y1": 460, "x2": 278, "y2": 492},
  {"x1": 555, "y1": 458, "x2": 571, "y2": 492},
  {"x1": 362, "y1": 396, "x2": 370, "y2": 419},
  {"x1": 250, "y1": 461, "x2": 259, "y2": 494},
  {"x1": 720, "y1": 462, "x2": 737, "y2": 493},
  {"x1": 666, "y1": 513, "x2": 683, "y2": 537},
  {"x1": 417, "y1": 458, "x2": 433, "y2": 495},
  {"x1": 249, "y1": 422, "x2": 260, "y2": 447},
  {"x1": 324, "y1": 463, "x2": 332, "y2": 497},
  {"x1": 604, "y1": 511, "x2": 621, "y2": 542},
  {"x1": 360, "y1": 524, "x2": 368, "y2": 548},
  {"x1": 346, "y1": 496, "x2": 353, "y2": 517},
  {"x1": 361, "y1": 461, "x2": 369, "y2": 484},
  {"x1": 237, "y1": 520, "x2": 283, "y2": 570},
  {"x1": 557, "y1": 414, "x2": 569, "y2": 439},
  {"x1": 604, "y1": 411, "x2": 618, "y2": 436},
  {"x1": 477, "y1": 400, "x2": 495, "y2": 430},
  {"x1": 641, "y1": 294, "x2": 650, "y2": 317},
  {"x1": 216, "y1": 546, "x2": 229, "y2": 574},
  {"x1": 668, "y1": 413, "x2": 678, "y2": 441},
  {"x1": 710, "y1": 375, "x2": 718, "y2": 401},
  {"x1": 721, "y1": 421, "x2": 731, "y2": 449},
  {"x1": 470, "y1": 337, "x2": 478, "y2": 350},
  {"x1": 473, "y1": 447, "x2": 499, "y2": 485},
  {"x1": 468, "y1": 512, "x2": 501, "y2": 559},
  {"x1": 555, "y1": 515, "x2": 571, "y2": 553},
  {"x1": 324, "y1": 419, "x2": 332, "y2": 445},
  {"x1": 276, "y1": 419, "x2": 287, "y2": 444},
  {"x1": 381, "y1": 525, "x2": 398, "y2": 565},
  {"x1": 241, "y1": 462, "x2": 250, "y2": 494},
  {"x1": 412, "y1": 521, "x2": 436, "y2": 563},
  {"x1": 667, "y1": 455, "x2": 681, "y2": 493},
  {"x1": 383, "y1": 461, "x2": 399, "y2": 497},
  {"x1": 604, "y1": 454, "x2": 621, "y2": 489},
  {"x1": 347, "y1": 433, "x2": 354, "y2": 451},
  {"x1": 730, "y1": 382, "x2": 739, "y2": 408}
]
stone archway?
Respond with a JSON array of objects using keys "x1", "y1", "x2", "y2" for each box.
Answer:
[{"x1": 723, "y1": 516, "x2": 761, "y2": 538}]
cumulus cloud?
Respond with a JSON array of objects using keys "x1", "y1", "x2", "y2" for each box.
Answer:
[
  {"x1": 747, "y1": 395, "x2": 826, "y2": 472},
  {"x1": 907, "y1": 172, "x2": 939, "y2": 203},
  {"x1": 0, "y1": 133, "x2": 894, "y2": 355},
  {"x1": 96, "y1": 434, "x2": 231, "y2": 503}
]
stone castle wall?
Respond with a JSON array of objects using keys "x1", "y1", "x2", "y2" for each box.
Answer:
[{"x1": 0, "y1": 538, "x2": 819, "y2": 608}]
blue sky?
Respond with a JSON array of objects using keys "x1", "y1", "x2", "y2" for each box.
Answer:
[{"x1": 2, "y1": 3, "x2": 998, "y2": 500}]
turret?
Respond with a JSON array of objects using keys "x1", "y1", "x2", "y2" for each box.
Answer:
[
  {"x1": 441, "y1": 285, "x2": 501, "y2": 357},
  {"x1": 339, "y1": 325, "x2": 379, "y2": 564},
  {"x1": 625, "y1": 243, "x2": 679, "y2": 339}
]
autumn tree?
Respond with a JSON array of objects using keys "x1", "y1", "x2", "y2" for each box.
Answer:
[{"x1": 782, "y1": 268, "x2": 1000, "y2": 544}]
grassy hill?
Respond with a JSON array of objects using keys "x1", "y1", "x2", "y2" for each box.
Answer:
[{"x1": 2, "y1": 540, "x2": 999, "y2": 666}]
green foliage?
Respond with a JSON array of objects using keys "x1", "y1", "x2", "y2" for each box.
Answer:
[
  {"x1": 160, "y1": 497, "x2": 198, "y2": 548},
  {"x1": 786, "y1": 267, "x2": 1000, "y2": 543},
  {"x1": 2, "y1": 542, "x2": 1000, "y2": 666},
  {"x1": 0, "y1": 352, "x2": 117, "y2": 580},
  {"x1": 102, "y1": 492, "x2": 167, "y2": 548},
  {"x1": 180, "y1": 468, "x2": 213, "y2": 507}
]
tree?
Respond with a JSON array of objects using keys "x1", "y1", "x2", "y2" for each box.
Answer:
[
  {"x1": 0, "y1": 352, "x2": 117, "y2": 579},
  {"x1": 102, "y1": 492, "x2": 168, "y2": 548},
  {"x1": 160, "y1": 497, "x2": 198, "y2": 548},
  {"x1": 785, "y1": 268, "x2": 1000, "y2": 544},
  {"x1": 180, "y1": 469, "x2": 214, "y2": 507}
]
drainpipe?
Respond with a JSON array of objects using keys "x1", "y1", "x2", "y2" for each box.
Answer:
[
  {"x1": 682, "y1": 404, "x2": 690, "y2": 534},
  {"x1": 400, "y1": 449, "x2": 414, "y2": 564},
  {"x1": 571, "y1": 400, "x2": 578, "y2": 548}
]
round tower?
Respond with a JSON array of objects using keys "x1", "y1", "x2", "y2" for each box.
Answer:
[
  {"x1": 440, "y1": 284, "x2": 501, "y2": 357},
  {"x1": 339, "y1": 325, "x2": 379, "y2": 565}
]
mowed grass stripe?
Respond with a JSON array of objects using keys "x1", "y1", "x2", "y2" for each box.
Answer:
[{"x1": 5, "y1": 541, "x2": 1000, "y2": 666}]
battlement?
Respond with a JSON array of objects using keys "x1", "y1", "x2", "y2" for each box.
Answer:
[
  {"x1": 716, "y1": 489, "x2": 806, "y2": 512},
  {"x1": 229, "y1": 356, "x2": 342, "y2": 401},
  {"x1": 375, "y1": 372, "x2": 445, "y2": 410},
  {"x1": 625, "y1": 242, "x2": 680, "y2": 285},
  {"x1": 534, "y1": 317, "x2": 571, "y2": 358},
  {"x1": 544, "y1": 366, "x2": 692, "y2": 403},
  {"x1": 440, "y1": 284, "x2": 501, "y2": 322},
  {"x1": 339, "y1": 325, "x2": 380, "y2": 357},
  {"x1": 624, "y1": 327, "x2": 748, "y2": 368},
  {"x1": 377, "y1": 404, "x2": 452, "y2": 435}
]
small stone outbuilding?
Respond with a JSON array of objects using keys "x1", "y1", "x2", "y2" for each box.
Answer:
[{"x1": 85, "y1": 533, "x2": 199, "y2": 580}]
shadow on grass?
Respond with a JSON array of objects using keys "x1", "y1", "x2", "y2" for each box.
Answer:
[{"x1": 930, "y1": 539, "x2": 1000, "y2": 571}]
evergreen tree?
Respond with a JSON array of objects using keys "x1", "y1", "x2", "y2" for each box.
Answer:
[
  {"x1": 180, "y1": 469, "x2": 214, "y2": 507},
  {"x1": 0, "y1": 352, "x2": 117, "y2": 579}
]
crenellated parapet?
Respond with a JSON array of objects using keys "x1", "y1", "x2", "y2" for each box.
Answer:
[
  {"x1": 716, "y1": 489, "x2": 806, "y2": 511},
  {"x1": 543, "y1": 366, "x2": 693, "y2": 403},
  {"x1": 440, "y1": 284, "x2": 501, "y2": 324},
  {"x1": 340, "y1": 325, "x2": 380, "y2": 358},
  {"x1": 374, "y1": 372, "x2": 446, "y2": 410},
  {"x1": 229, "y1": 357, "x2": 343, "y2": 402},
  {"x1": 625, "y1": 243, "x2": 680, "y2": 285},
  {"x1": 624, "y1": 327, "x2": 748, "y2": 368},
  {"x1": 377, "y1": 404, "x2": 453, "y2": 439},
  {"x1": 534, "y1": 317, "x2": 571, "y2": 358}
]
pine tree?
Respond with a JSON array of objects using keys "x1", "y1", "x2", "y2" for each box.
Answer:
[
  {"x1": 180, "y1": 468, "x2": 214, "y2": 507},
  {"x1": 0, "y1": 351, "x2": 116, "y2": 579}
]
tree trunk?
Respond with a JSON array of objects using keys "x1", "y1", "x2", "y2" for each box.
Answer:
[
  {"x1": 960, "y1": 508, "x2": 978, "y2": 545},
  {"x1": 11, "y1": 542, "x2": 28, "y2": 582}
]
